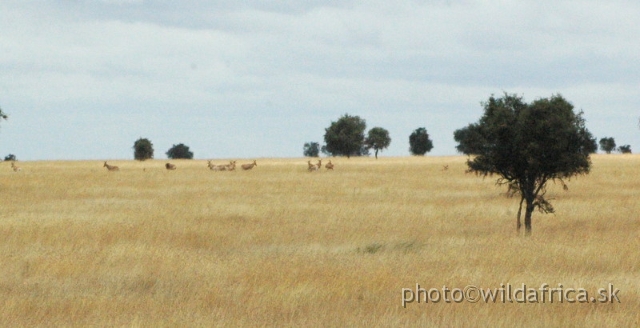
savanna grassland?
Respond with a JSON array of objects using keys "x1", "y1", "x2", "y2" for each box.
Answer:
[{"x1": 0, "y1": 156, "x2": 638, "y2": 327}]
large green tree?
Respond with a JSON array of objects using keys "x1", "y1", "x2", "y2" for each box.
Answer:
[
  {"x1": 323, "y1": 114, "x2": 367, "y2": 158},
  {"x1": 454, "y1": 93, "x2": 597, "y2": 236},
  {"x1": 365, "y1": 127, "x2": 391, "y2": 159},
  {"x1": 133, "y1": 138, "x2": 154, "y2": 161},
  {"x1": 409, "y1": 127, "x2": 434, "y2": 155},
  {"x1": 166, "y1": 143, "x2": 194, "y2": 159}
]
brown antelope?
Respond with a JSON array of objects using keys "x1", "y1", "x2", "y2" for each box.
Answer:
[
  {"x1": 241, "y1": 160, "x2": 257, "y2": 170},
  {"x1": 325, "y1": 160, "x2": 334, "y2": 170},
  {"x1": 226, "y1": 160, "x2": 237, "y2": 171},
  {"x1": 442, "y1": 165, "x2": 449, "y2": 171},
  {"x1": 208, "y1": 160, "x2": 227, "y2": 171},
  {"x1": 316, "y1": 159, "x2": 322, "y2": 170},
  {"x1": 103, "y1": 162, "x2": 119, "y2": 171},
  {"x1": 11, "y1": 162, "x2": 21, "y2": 172},
  {"x1": 165, "y1": 163, "x2": 176, "y2": 170},
  {"x1": 307, "y1": 160, "x2": 318, "y2": 172}
]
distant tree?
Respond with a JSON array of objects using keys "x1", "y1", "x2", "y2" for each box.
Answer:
[
  {"x1": 166, "y1": 143, "x2": 194, "y2": 159},
  {"x1": 454, "y1": 93, "x2": 597, "y2": 236},
  {"x1": 323, "y1": 114, "x2": 367, "y2": 158},
  {"x1": 365, "y1": 127, "x2": 391, "y2": 159},
  {"x1": 358, "y1": 145, "x2": 371, "y2": 157},
  {"x1": 599, "y1": 137, "x2": 616, "y2": 154},
  {"x1": 618, "y1": 145, "x2": 632, "y2": 154},
  {"x1": 320, "y1": 145, "x2": 331, "y2": 156},
  {"x1": 133, "y1": 138, "x2": 154, "y2": 161},
  {"x1": 303, "y1": 142, "x2": 320, "y2": 157},
  {"x1": 409, "y1": 127, "x2": 434, "y2": 156}
]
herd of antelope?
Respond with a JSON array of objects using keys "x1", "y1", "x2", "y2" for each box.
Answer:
[
  {"x1": 5, "y1": 159, "x2": 338, "y2": 173},
  {"x1": 98, "y1": 159, "x2": 333, "y2": 173},
  {"x1": 100, "y1": 160, "x2": 264, "y2": 172},
  {"x1": 307, "y1": 159, "x2": 334, "y2": 172}
]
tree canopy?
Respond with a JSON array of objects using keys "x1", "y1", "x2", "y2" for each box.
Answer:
[
  {"x1": 303, "y1": 142, "x2": 320, "y2": 157},
  {"x1": 323, "y1": 114, "x2": 367, "y2": 158},
  {"x1": 133, "y1": 138, "x2": 154, "y2": 161},
  {"x1": 365, "y1": 127, "x2": 391, "y2": 159},
  {"x1": 599, "y1": 137, "x2": 616, "y2": 154},
  {"x1": 409, "y1": 127, "x2": 434, "y2": 156},
  {"x1": 166, "y1": 143, "x2": 194, "y2": 159},
  {"x1": 618, "y1": 145, "x2": 632, "y2": 154},
  {"x1": 454, "y1": 93, "x2": 597, "y2": 235}
]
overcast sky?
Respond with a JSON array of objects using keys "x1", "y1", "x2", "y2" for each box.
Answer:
[{"x1": 1, "y1": 0, "x2": 638, "y2": 161}]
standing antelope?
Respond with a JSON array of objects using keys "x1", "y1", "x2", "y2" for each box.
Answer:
[
  {"x1": 307, "y1": 160, "x2": 318, "y2": 172},
  {"x1": 103, "y1": 162, "x2": 119, "y2": 171},
  {"x1": 325, "y1": 160, "x2": 334, "y2": 170},
  {"x1": 316, "y1": 159, "x2": 322, "y2": 170},
  {"x1": 11, "y1": 162, "x2": 21, "y2": 172},
  {"x1": 226, "y1": 160, "x2": 237, "y2": 171},
  {"x1": 442, "y1": 165, "x2": 449, "y2": 171},
  {"x1": 241, "y1": 160, "x2": 257, "y2": 170},
  {"x1": 165, "y1": 163, "x2": 176, "y2": 170}
]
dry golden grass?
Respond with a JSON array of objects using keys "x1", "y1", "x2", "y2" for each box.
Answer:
[{"x1": 0, "y1": 155, "x2": 638, "y2": 327}]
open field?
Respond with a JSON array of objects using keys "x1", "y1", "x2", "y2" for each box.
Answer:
[{"x1": 0, "y1": 155, "x2": 638, "y2": 327}]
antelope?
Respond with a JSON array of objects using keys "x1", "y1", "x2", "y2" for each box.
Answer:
[
  {"x1": 241, "y1": 160, "x2": 257, "y2": 171},
  {"x1": 208, "y1": 161, "x2": 227, "y2": 171},
  {"x1": 226, "y1": 160, "x2": 237, "y2": 171},
  {"x1": 325, "y1": 160, "x2": 334, "y2": 170},
  {"x1": 442, "y1": 165, "x2": 449, "y2": 171},
  {"x1": 307, "y1": 160, "x2": 318, "y2": 172},
  {"x1": 165, "y1": 163, "x2": 176, "y2": 170},
  {"x1": 103, "y1": 162, "x2": 119, "y2": 171},
  {"x1": 316, "y1": 159, "x2": 322, "y2": 170},
  {"x1": 11, "y1": 162, "x2": 21, "y2": 172}
]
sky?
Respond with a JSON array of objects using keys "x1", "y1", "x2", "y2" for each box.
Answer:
[{"x1": 0, "y1": 0, "x2": 638, "y2": 161}]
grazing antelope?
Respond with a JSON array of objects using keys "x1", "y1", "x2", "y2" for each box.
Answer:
[
  {"x1": 11, "y1": 162, "x2": 21, "y2": 172},
  {"x1": 307, "y1": 160, "x2": 318, "y2": 172},
  {"x1": 165, "y1": 163, "x2": 176, "y2": 170},
  {"x1": 325, "y1": 160, "x2": 334, "y2": 170},
  {"x1": 241, "y1": 160, "x2": 257, "y2": 171},
  {"x1": 442, "y1": 165, "x2": 449, "y2": 171},
  {"x1": 103, "y1": 162, "x2": 119, "y2": 171},
  {"x1": 208, "y1": 160, "x2": 227, "y2": 171}
]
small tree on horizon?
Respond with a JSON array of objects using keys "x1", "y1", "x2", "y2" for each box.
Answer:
[
  {"x1": 166, "y1": 143, "x2": 194, "y2": 159},
  {"x1": 4, "y1": 154, "x2": 16, "y2": 161},
  {"x1": 133, "y1": 138, "x2": 154, "y2": 161},
  {"x1": 323, "y1": 114, "x2": 367, "y2": 158},
  {"x1": 599, "y1": 137, "x2": 616, "y2": 154},
  {"x1": 618, "y1": 145, "x2": 632, "y2": 154},
  {"x1": 409, "y1": 127, "x2": 434, "y2": 156},
  {"x1": 303, "y1": 142, "x2": 320, "y2": 157},
  {"x1": 454, "y1": 93, "x2": 597, "y2": 236},
  {"x1": 365, "y1": 127, "x2": 391, "y2": 159}
]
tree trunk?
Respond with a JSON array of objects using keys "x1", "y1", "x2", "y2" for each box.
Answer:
[
  {"x1": 516, "y1": 195, "x2": 524, "y2": 233},
  {"x1": 524, "y1": 200, "x2": 534, "y2": 236},
  {"x1": 375, "y1": 149, "x2": 378, "y2": 159}
]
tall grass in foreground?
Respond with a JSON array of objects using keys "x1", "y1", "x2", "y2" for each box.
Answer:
[{"x1": 0, "y1": 156, "x2": 638, "y2": 327}]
